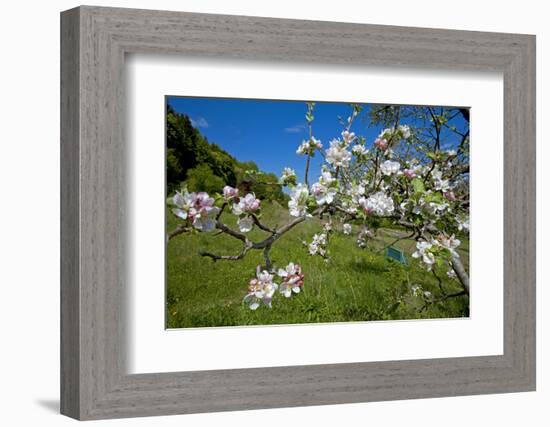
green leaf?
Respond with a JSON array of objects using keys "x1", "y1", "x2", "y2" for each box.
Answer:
[{"x1": 411, "y1": 178, "x2": 425, "y2": 194}]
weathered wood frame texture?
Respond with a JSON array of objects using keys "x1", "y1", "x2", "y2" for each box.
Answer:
[{"x1": 60, "y1": 5, "x2": 536, "y2": 420}]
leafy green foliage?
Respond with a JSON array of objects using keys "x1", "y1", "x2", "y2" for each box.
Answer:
[{"x1": 185, "y1": 164, "x2": 225, "y2": 194}]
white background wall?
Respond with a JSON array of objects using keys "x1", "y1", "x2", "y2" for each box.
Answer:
[{"x1": 0, "y1": 0, "x2": 547, "y2": 425}]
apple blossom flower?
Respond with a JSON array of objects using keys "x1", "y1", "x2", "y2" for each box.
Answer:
[
  {"x1": 232, "y1": 193, "x2": 261, "y2": 215},
  {"x1": 356, "y1": 226, "x2": 374, "y2": 248},
  {"x1": 342, "y1": 223, "x2": 352, "y2": 235},
  {"x1": 374, "y1": 137, "x2": 388, "y2": 150},
  {"x1": 358, "y1": 192, "x2": 395, "y2": 216},
  {"x1": 243, "y1": 269, "x2": 279, "y2": 310},
  {"x1": 310, "y1": 184, "x2": 337, "y2": 205},
  {"x1": 237, "y1": 216, "x2": 254, "y2": 233},
  {"x1": 296, "y1": 136, "x2": 322, "y2": 156},
  {"x1": 403, "y1": 168, "x2": 417, "y2": 179},
  {"x1": 456, "y1": 215, "x2": 470, "y2": 232},
  {"x1": 446, "y1": 149, "x2": 457, "y2": 156},
  {"x1": 432, "y1": 168, "x2": 450, "y2": 192},
  {"x1": 326, "y1": 139, "x2": 352, "y2": 168},
  {"x1": 222, "y1": 185, "x2": 239, "y2": 200},
  {"x1": 318, "y1": 170, "x2": 335, "y2": 186},
  {"x1": 347, "y1": 182, "x2": 365, "y2": 203},
  {"x1": 307, "y1": 232, "x2": 328, "y2": 257},
  {"x1": 352, "y1": 144, "x2": 368, "y2": 156},
  {"x1": 380, "y1": 160, "x2": 401, "y2": 176},
  {"x1": 279, "y1": 167, "x2": 297, "y2": 185},
  {"x1": 447, "y1": 269, "x2": 457, "y2": 278},
  {"x1": 171, "y1": 190, "x2": 220, "y2": 232},
  {"x1": 412, "y1": 240, "x2": 436, "y2": 271},
  {"x1": 379, "y1": 128, "x2": 395, "y2": 140},
  {"x1": 170, "y1": 189, "x2": 196, "y2": 220},
  {"x1": 191, "y1": 195, "x2": 220, "y2": 232},
  {"x1": 277, "y1": 262, "x2": 305, "y2": 297},
  {"x1": 288, "y1": 183, "x2": 310, "y2": 217},
  {"x1": 422, "y1": 198, "x2": 449, "y2": 216},
  {"x1": 341, "y1": 130, "x2": 356, "y2": 145},
  {"x1": 398, "y1": 124, "x2": 411, "y2": 139},
  {"x1": 436, "y1": 234, "x2": 461, "y2": 257}
]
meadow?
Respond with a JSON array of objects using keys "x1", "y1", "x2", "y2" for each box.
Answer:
[{"x1": 166, "y1": 201, "x2": 469, "y2": 328}]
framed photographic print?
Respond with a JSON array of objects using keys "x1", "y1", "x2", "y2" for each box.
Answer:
[{"x1": 61, "y1": 5, "x2": 536, "y2": 420}]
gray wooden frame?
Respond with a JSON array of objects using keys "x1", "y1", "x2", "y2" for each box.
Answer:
[{"x1": 60, "y1": 5, "x2": 536, "y2": 421}]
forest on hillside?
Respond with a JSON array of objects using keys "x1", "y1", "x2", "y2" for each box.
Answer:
[{"x1": 166, "y1": 105, "x2": 288, "y2": 203}]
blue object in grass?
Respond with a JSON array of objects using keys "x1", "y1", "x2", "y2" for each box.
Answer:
[{"x1": 385, "y1": 246, "x2": 407, "y2": 265}]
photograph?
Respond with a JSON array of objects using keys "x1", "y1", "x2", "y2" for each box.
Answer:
[{"x1": 165, "y1": 97, "x2": 470, "y2": 328}]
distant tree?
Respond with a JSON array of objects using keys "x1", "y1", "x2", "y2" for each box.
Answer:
[{"x1": 185, "y1": 164, "x2": 225, "y2": 194}]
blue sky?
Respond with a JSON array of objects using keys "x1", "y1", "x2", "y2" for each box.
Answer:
[{"x1": 167, "y1": 96, "x2": 468, "y2": 183}]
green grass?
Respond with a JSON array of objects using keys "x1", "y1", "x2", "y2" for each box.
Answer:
[{"x1": 166, "y1": 201, "x2": 469, "y2": 328}]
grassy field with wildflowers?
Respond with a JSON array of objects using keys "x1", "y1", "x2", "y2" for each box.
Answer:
[{"x1": 166, "y1": 201, "x2": 469, "y2": 328}]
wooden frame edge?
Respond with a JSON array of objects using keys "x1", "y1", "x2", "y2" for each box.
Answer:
[{"x1": 60, "y1": 5, "x2": 536, "y2": 420}]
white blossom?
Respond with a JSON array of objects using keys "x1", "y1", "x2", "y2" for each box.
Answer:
[
  {"x1": 432, "y1": 168, "x2": 450, "y2": 192},
  {"x1": 347, "y1": 182, "x2": 365, "y2": 203},
  {"x1": 374, "y1": 137, "x2": 388, "y2": 150},
  {"x1": 379, "y1": 128, "x2": 395, "y2": 140},
  {"x1": 359, "y1": 192, "x2": 395, "y2": 216},
  {"x1": 342, "y1": 223, "x2": 352, "y2": 235},
  {"x1": 352, "y1": 144, "x2": 369, "y2": 156},
  {"x1": 398, "y1": 124, "x2": 411, "y2": 139},
  {"x1": 279, "y1": 167, "x2": 297, "y2": 185},
  {"x1": 232, "y1": 193, "x2": 261, "y2": 215},
  {"x1": 171, "y1": 190, "x2": 220, "y2": 232},
  {"x1": 456, "y1": 215, "x2": 470, "y2": 232},
  {"x1": 311, "y1": 182, "x2": 337, "y2": 206},
  {"x1": 326, "y1": 139, "x2": 352, "y2": 168},
  {"x1": 412, "y1": 240, "x2": 436, "y2": 271},
  {"x1": 288, "y1": 183, "x2": 310, "y2": 217},
  {"x1": 222, "y1": 185, "x2": 239, "y2": 200},
  {"x1": 171, "y1": 189, "x2": 195, "y2": 220},
  {"x1": 356, "y1": 226, "x2": 374, "y2": 248},
  {"x1": 341, "y1": 130, "x2": 356, "y2": 145},
  {"x1": 307, "y1": 233, "x2": 328, "y2": 257},
  {"x1": 424, "y1": 201, "x2": 449, "y2": 216},
  {"x1": 243, "y1": 269, "x2": 278, "y2": 310},
  {"x1": 296, "y1": 136, "x2": 322, "y2": 155},
  {"x1": 436, "y1": 234, "x2": 461, "y2": 257},
  {"x1": 237, "y1": 216, "x2": 254, "y2": 233},
  {"x1": 380, "y1": 160, "x2": 401, "y2": 176},
  {"x1": 277, "y1": 263, "x2": 305, "y2": 297}
]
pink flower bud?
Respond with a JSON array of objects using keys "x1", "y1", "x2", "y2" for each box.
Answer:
[
  {"x1": 404, "y1": 169, "x2": 417, "y2": 178},
  {"x1": 374, "y1": 138, "x2": 388, "y2": 150},
  {"x1": 223, "y1": 185, "x2": 238, "y2": 200}
]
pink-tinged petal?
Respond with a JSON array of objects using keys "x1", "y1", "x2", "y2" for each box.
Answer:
[
  {"x1": 172, "y1": 192, "x2": 184, "y2": 207},
  {"x1": 277, "y1": 268, "x2": 288, "y2": 277},
  {"x1": 172, "y1": 208, "x2": 187, "y2": 220},
  {"x1": 237, "y1": 217, "x2": 254, "y2": 233},
  {"x1": 201, "y1": 218, "x2": 217, "y2": 232}
]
